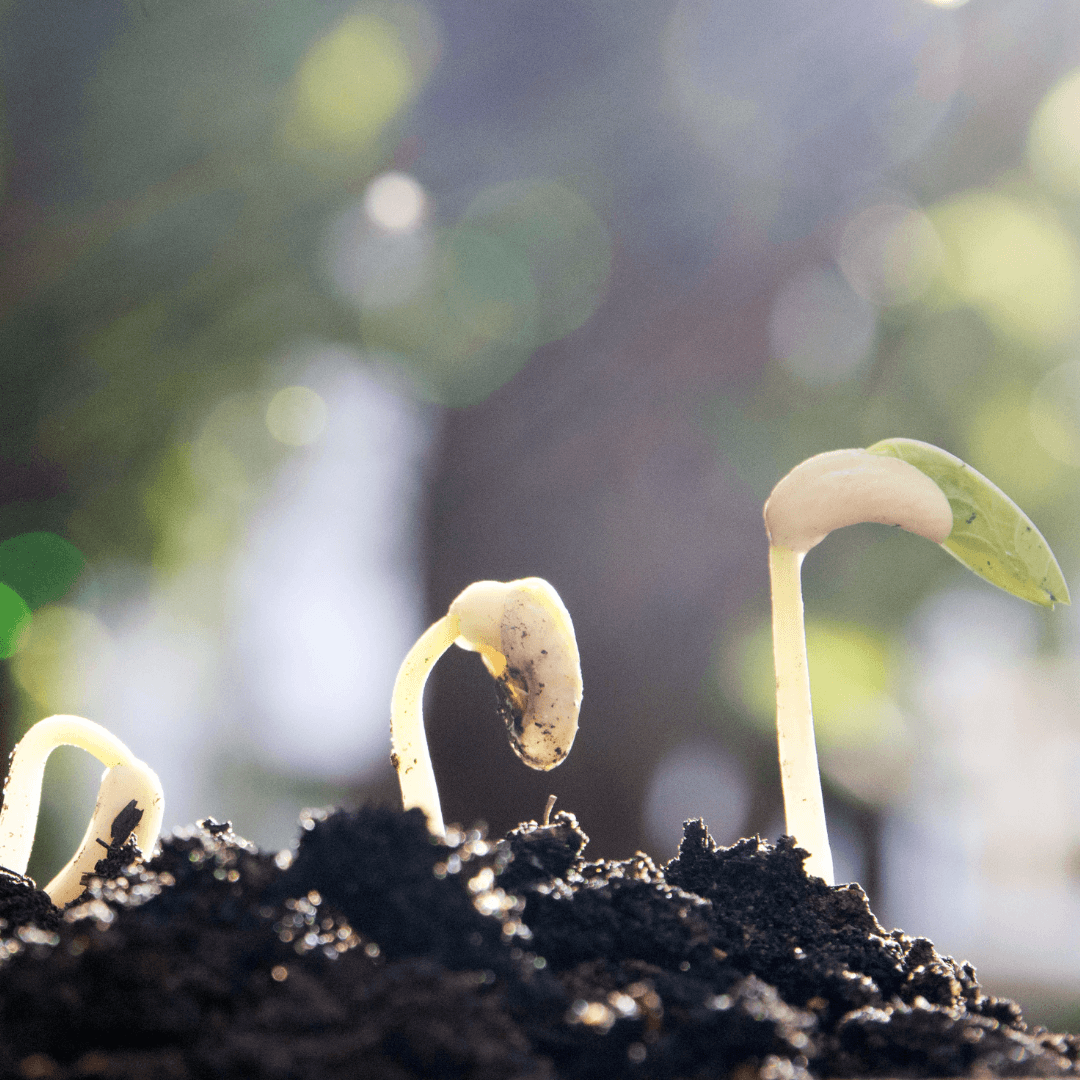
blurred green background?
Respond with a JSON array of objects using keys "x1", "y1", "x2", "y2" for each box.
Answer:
[{"x1": 3, "y1": 0, "x2": 1080, "y2": 1029}]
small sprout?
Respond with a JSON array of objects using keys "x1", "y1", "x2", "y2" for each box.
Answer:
[
  {"x1": 391, "y1": 577, "x2": 583, "y2": 837},
  {"x1": 0, "y1": 715, "x2": 165, "y2": 906},
  {"x1": 763, "y1": 441, "x2": 1069, "y2": 886}
]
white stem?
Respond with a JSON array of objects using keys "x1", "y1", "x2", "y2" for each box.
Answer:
[
  {"x1": 45, "y1": 760, "x2": 165, "y2": 906},
  {"x1": 390, "y1": 612, "x2": 460, "y2": 837},
  {"x1": 769, "y1": 545, "x2": 834, "y2": 886},
  {"x1": 0, "y1": 715, "x2": 164, "y2": 904},
  {"x1": 1, "y1": 716, "x2": 137, "y2": 875}
]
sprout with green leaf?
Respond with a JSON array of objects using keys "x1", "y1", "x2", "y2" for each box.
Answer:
[
  {"x1": 763, "y1": 438, "x2": 1069, "y2": 885},
  {"x1": 391, "y1": 577, "x2": 583, "y2": 837}
]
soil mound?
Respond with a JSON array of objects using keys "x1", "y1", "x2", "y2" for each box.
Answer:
[{"x1": 0, "y1": 806, "x2": 1074, "y2": 1079}]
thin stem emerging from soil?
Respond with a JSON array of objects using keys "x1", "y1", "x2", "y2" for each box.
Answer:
[
  {"x1": 768, "y1": 545, "x2": 834, "y2": 886},
  {"x1": 391, "y1": 578, "x2": 582, "y2": 839},
  {"x1": 0, "y1": 715, "x2": 165, "y2": 905},
  {"x1": 390, "y1": 613, "x2": 461, "y2": 837}
]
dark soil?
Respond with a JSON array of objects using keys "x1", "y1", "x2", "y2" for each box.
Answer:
[{"x1": 0, "y1": 805, "x2": 1075, "y2": 1080}]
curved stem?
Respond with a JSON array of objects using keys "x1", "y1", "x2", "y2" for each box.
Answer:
[
  {"x1": 769, "y1": 545, "x2": 835, "y2": 885},
  {"x1": 45, "y1": 759, "x2": 165, "y2": 905},
  {"x1": 390, "y1": 613, "x2": 460, "y2": 837},
  {"x1": 0, "y1": 715, "x2": 140, "y2": 876}
]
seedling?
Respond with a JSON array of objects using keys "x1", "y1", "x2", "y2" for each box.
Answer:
[
  {"x1": 391, "y1": 577, "x2": 583, "y2": 837},
  {"x1": 763, "y1": 438, "x2": 1069, "y2": 885},
  {"x1": 0, "y1": 715, "x2": 165, "y2": 906}
]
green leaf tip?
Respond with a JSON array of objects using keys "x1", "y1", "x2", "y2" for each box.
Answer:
[{"x1": 866, "y1": 438, "x2": 1070, "y2": 609}]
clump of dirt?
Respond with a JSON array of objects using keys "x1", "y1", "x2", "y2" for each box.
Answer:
[{"x1": 0, "y1": 806, "x2": 1073, "y2": 1079}]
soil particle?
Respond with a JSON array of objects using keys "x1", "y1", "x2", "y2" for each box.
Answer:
[
  {"x1": 0, "y1": 809, "x2": 1074, "y2": 1079},
  {"x1": 0, "y1": 869, "x2": 56, "y2": 935}
]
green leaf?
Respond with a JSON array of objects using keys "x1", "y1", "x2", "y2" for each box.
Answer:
[{"x1": 866, "y1": 437, "x2": 1070, "y2": 608}]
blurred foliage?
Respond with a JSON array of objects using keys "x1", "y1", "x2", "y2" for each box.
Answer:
[
  {"x1": 930, "y1": 190, "x2": 1080, "y2": 347},
  {"x1": 0, "y1": 584, "x2": 28, "y2": 659},
  {"x1": 11, "y1": 604, "x2": 113, "y2": 715},
  {"x1": 13, "y1": 0, "x2": 1072, "y2": 616},
  {"x1": 0, "y1": 0, "x2": 617, "y2": 578},
  {"x1": 708, "y1": 60, "x2": 1080, "y2": 764},
  {"x1": 0, "y1": 532, "x2": 84, "y2": 610},
  {"x1": 361, "y1": 180, "x2": 612, "y2": 406},
  {"x1": 0, "y1": 532, "x2": 84, "y2": 660},
  {"x1": 0, "y1": 3, "x2": 1075, "y2": 677},
  {"x1": 4, "y1": 0, "x2": 1080, "y2": 961}
]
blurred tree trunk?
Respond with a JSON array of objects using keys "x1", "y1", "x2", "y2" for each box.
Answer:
[{"x1": 421, "y1": 248, "x2": 783, "y2": 859}]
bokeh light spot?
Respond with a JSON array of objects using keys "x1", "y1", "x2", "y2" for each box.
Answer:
[
  {"x1": 266, "y1": 386, "x2": 329, "y2": 447},
  {"x1": 835, "y1": 203, "x2": 944, "y2": 306},
  {"x1": 289, "y1": 14, "x2": 412, "y2": 150},
  {"x1": 189, "y1": 433, "x2": 249, "y2": 497},
  {"x1": 1028, "y1": 69, "x2": 1080, "y2": 197},
  {"x1": 735, "y1": 618, "x2": 892, "y2": 747},
  {"x1": 1030, "y1": 361, "x2": 1080, "y2": 468},
  {"x1": 0, "y1": 584, "x2": 31, "y2": 660},
  {"x1": 191, "y1": 392, "x2": 281, "y2": 498},
  {"x1": 769, "y1": 266, "x2": 877, "y2": 385},
  {"x1": 325, "y1": 195, "x2": 434, "y2": 311},
  {"x1": 920, "y1": 0, "x2": 969, "y2": 8},
  {"x1": 360, "y1": 222, "x2": 539, "y2": 407},
  {"x1": 357, "y1": 179, "x2": 611, "y2": 407},
  {"x1": 0, "y1": 532, "x2": 86, "y2": 611},
  {"x1": 11, "y1": 605, "x2": 116, "y2": 713},
  {"x1": 967, "y1": 383, "x2": 1061, "y2": 506},
  {"x1": 365, "y1": 172, "x2": 427, "y2": 232},
  {"x1": 143, "y1": 393, "x2": 279, "y2": 572},
  {"x1": 730, "y1": 618, "x2": 911, "y2": 803},
  {"x1": 665, "y1": 0, "x2": 961, "y2": 217},
  {"x1": 464, "y1": 180, "x2": 613, "y2": 345},
  {"x1": 931, "y1": 192, "x2": 1080, "y2": 345}
]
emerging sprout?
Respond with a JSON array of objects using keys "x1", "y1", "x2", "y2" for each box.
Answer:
[
  {"x1": 0, "y1": 715, "x2": 165, "y2": 906},
  {"x1": 763, "y1": 439, "x2": 1069, "y2": 886},
  {"x1": 391, "y1": 577, "x2": 583, "y2": 837}
]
